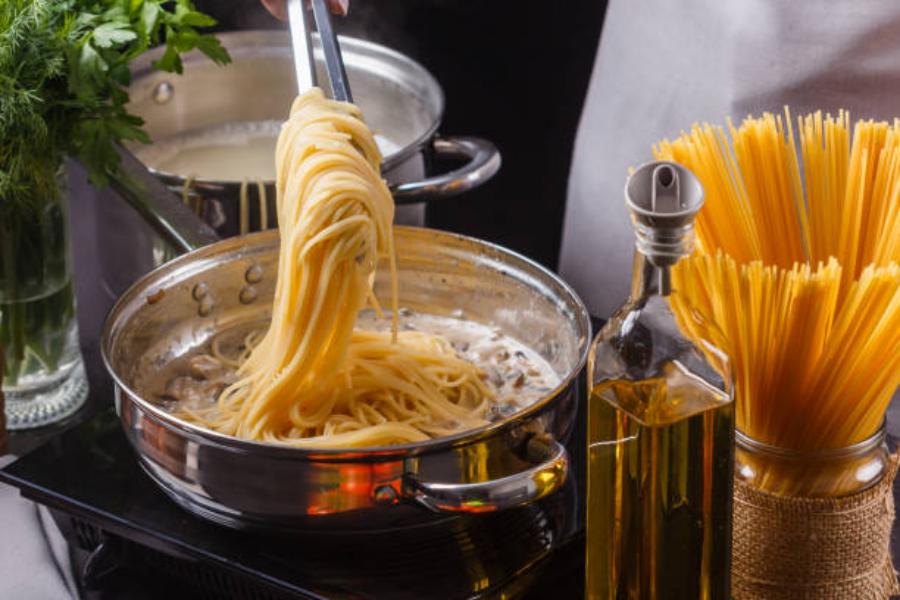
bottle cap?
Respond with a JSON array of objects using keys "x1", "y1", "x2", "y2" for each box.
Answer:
[{"x1": 625, "y1": 161, "x2": 704, "y2": 265}]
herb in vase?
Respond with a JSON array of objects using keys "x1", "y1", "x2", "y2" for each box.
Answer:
[{"x1": 0, "y1": 0, "x2": 229, "y2": 427}]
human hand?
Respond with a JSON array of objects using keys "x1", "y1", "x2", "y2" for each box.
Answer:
[{"x1": 261, "y1": 0, "x2": 349, "y2": 21}]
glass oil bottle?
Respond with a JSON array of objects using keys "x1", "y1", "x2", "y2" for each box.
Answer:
[{"x1": 586, "y1": 162, "x2": 734, "y2": 599}]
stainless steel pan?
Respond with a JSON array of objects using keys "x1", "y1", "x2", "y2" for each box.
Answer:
[{"x1": 101, "y1": 227, "x2": 589, "y2": 532}]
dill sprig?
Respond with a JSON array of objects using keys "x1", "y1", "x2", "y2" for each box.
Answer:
[{"x1": 0, "y1": 0, "x2": 230, "y2": 216}]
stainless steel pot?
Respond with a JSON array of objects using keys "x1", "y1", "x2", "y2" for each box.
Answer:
[
  {"x1": 125, "y1": 30, "x2": 501, "y2": 231},
  {"x1": 101, "y1": 227, "x2": 589, "y2": 532}
]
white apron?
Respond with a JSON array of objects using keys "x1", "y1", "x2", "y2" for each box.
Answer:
[{"x1": 560, "y1": 0, "x2": 900, "y2": 318}]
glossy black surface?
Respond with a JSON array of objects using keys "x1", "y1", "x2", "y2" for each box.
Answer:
[{"x1": 0, "y1": 404, "x2": 585, "y2": 599}]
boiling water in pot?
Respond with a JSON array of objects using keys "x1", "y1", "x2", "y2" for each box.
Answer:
[{"x1": 134, "y1": 120, "x2": 402, "y2": 182}]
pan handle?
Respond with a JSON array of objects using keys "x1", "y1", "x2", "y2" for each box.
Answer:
[
  {"x1": 107, "y1": 144, "x2": 220, "y2": 254},
  {"x1": 390, "y1": 136, "x2": 501, "y2": 205},
  {"x1": 402, "y1": 434, "x2": 568, "y2": 513}
]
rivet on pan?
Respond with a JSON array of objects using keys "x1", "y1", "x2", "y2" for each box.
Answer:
[
  {"x1": 239, "y1": 285, "x2": 258, "y2": 305},
  {"x1": 373, "y1": 485, "x2": 399, "y2": 506},
  {"x1": 153, "y1": 81, "x2": 174, "y2": 104},
  {"x1": 192, "y1": 282, "x2": 209, "y2": 301},
  {"x1": 198, "y1": 296, "x2": 215, "y2": 317},
  {"x1": 245, "y1": 264, "x2": 264, "y2": 284}
]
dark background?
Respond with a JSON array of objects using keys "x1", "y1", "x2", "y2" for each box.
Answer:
[{"x1": 196, "y1": 0, "x2": 608, "y2": 269}]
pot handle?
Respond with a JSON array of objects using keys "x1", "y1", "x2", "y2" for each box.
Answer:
[
  {"x1": 402, "y1": 434, "x2": 568, "y2": 513},
  {"x1": 390, "y1": 136, "x2": 501, "y2": 205},
  {"x1": 109, "y1": 144, "x2": 220, "y2": 254}
]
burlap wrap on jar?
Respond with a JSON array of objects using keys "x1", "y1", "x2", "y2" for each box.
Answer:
[{"x1": 732, "y1": 454, "x2": 900, "y2": 600}]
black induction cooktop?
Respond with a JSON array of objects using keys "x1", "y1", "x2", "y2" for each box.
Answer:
[{"x1": 0, "y1": 398, "x2": 586, "y2": 600}]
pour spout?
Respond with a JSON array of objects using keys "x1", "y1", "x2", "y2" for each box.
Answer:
[{"x1": 625, "y1": 161, "x2": 704, "y2": 266}]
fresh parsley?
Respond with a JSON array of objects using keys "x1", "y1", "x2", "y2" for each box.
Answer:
[{"x1": 0, "y1": 0, "x2": 230, "y2": 215}]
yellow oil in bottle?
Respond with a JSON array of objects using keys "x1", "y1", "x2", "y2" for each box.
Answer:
[{"x1": 586, "y1": 377, "x2": 734, "y2": 600}]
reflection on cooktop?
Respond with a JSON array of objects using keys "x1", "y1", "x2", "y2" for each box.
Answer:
[{"x1": 1, "y1": 406, "x2": 586, "y2": 599}]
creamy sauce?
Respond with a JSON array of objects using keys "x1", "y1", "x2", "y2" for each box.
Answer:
[
  {"x1": 134, "y1": 121, "x2": 401, "y2": 182},
  {"x1": 141, "y1": 309, "x2": 561, "y2": 424},
  {"x1": 357, "y1": 309, "x2": 560, "y2": 419}
]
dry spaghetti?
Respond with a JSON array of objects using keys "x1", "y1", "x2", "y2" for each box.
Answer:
[{"x1": 655, "y1": 110, "x2": 900, "y2": 459}]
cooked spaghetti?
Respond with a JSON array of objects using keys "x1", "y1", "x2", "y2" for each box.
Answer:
[
  {"x1": 176, "y1": 88, "x2": 498, "y2": 448},
  {"x1": 654, "y1": 111, "x2": 900, "y2": 463}
]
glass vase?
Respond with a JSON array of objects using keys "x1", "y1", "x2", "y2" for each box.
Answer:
[{"x1": 0, "y1": 164, "x2": 88, "y2": 429}]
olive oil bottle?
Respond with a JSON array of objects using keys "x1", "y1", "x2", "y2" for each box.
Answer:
[{"x1": 586, "y1": 162, "x2": 734, "y2": 599}]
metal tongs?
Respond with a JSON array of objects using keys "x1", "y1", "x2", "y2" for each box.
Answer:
[{"x1": 287, "y1": 0, "x2": 352, "y2": 101}]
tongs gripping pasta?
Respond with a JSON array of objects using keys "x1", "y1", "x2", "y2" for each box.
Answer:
[{"x1": 286, "y1": 0, "x2": 353, "y2": 102}]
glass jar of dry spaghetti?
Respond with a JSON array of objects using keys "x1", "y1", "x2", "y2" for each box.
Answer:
[
  {"x1": 735, "y1": 425, "x2": 889, "y2": 498},
  {"x1": 731, "y1": 425, "x2": 899, "y2": 599}
]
